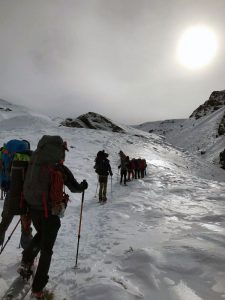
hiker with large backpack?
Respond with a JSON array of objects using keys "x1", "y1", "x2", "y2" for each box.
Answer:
[
  {"x1": 94, "y1": 150, "x2": 113, "y2": 202},
  {"x1": 17, "y1": 135, "x2": 88, "y2": 299},
  {"x1": 0, "y1": 139, "x2": 33, "y2": 249}
]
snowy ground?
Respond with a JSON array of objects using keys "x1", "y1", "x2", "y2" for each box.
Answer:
[{"x1": 1, "y1": 123, "x2": 225, "y2": 300}]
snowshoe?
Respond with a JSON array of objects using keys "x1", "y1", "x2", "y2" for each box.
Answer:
[{"x1": 17, "y1": 261, "x2": 34, "y2": 280}]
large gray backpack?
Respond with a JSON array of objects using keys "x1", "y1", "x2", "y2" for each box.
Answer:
[{"x1": 23, "y1": 135, "x2": 66, "y2": 215}]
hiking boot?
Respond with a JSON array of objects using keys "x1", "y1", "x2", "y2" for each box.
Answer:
[
  {"x1": 31, "y1": 291, "x2": 45, "y2": 299},
  {"x1": 31, "y1": 289, "x2": 53, "y2": 299},
  {"x1": 99, "y1": 197, "x2": 102, "y2": 203},
  {"x1": 103, "y1": 197, "x2": 107, "y2": 202},
  {"x1": 17, "y1": 261, "x2": 34, "y2": 280}
]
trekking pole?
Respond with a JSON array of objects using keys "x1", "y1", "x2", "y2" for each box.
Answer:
[
  {"x1": 94, "y1": 181, "x2": 98, "y2": 198},
  {"x1": 111, "y1": 176, "x2": 113, "y2": 199},
  {"x1": 75, "y1": 191, "x2": 85, "y2": 268},
  {"x1": 0, "y1": 218, "x2": 21, "y2": 255}
]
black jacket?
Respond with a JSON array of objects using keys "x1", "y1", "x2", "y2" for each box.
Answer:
[{"x1": 57, "y1": 164, "x2": 86, "y2": 192}]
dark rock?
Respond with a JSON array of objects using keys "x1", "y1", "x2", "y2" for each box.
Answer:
[
  {"x1": 60, "y1": 112, "x2": 125, "y2": 133},
  {"x1": 190, "y1": 90, "x2": 225, "y2": 120}
]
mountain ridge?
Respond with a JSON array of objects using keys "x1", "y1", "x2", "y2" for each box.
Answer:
[
  {"x1": 133, "y1": 90, "x2": 225, "y2": 168},
  {"x1": 1, "y1": 91, "x2": 225, "y2": 168}
]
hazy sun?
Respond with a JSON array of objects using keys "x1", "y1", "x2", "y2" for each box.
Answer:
[{"x1": 177, "y1": 25, "x2": 218, "y2": 70}]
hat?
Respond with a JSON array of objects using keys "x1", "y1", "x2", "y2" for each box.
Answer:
[{"x1": 63, "y1": 141, "x2": 69, "y2": 151}]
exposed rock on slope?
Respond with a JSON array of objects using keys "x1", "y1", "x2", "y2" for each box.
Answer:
[
  {"x1": 190, "y1": 90, "x2": 225, "y2": 120},
  {"x1": 190, "y1": 90, "x2": 225, "y2": 137},
  {"x1": 60, "y1": 112, "x2": 125, "y2": 133},
  {"x1": 133, "y1": 90, "x2": 225, "y2": 168}
]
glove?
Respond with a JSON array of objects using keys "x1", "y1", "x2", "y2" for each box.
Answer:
[
  {"x1": 80, "y1": 179, "x2": 88, "y2": 190},
  {"x1": 52, "y1": 203, "x2": 66, "y2": 218},
  {"x1": 110, "y1": 172, "x2": 113, "y2": 176}
]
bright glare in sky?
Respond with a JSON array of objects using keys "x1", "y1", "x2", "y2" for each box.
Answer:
[{"x1": 177, "y1": 25, "x2": 218, "y2": 70}]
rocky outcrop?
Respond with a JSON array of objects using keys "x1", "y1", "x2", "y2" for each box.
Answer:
[
  {"x1": 219, "y1": 149, "x2": 225, "y2": 169},
  {"x1": 60, "y1": 112, "x2": 125, "y2": 133},
  {"x1": 0, "y1": 107, "x2": 12, "y2": 112},
  {"x1": 189, "y1": 90, "x2": 225, "y2": 136},
  {"x1": 190, "y1": 90, "x2": 225, "y2": 120},
  {"x1": 218, "y1": 114, "x2": 225, "y2": 136},
  {"x1": 0, "y1": 99, "x2": 13, "y2": 112}
]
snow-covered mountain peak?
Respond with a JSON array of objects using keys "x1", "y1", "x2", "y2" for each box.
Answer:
[
  {"x1": 60, "y1": 111, "x2": 126, "y2": 133},
  {"x1": 0, "y1": 98, "x2": 54, "y2": 132}
]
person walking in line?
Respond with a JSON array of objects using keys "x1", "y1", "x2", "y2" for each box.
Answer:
[
  {"x1": 94, "y1": 150, "x2": 113, "y2": 202},
  {"x1": 17, "y1": 136, "x2": 88, "y2": 299},
  {"x1": 0, "y1": 139, "x2": 33, "y2": 250},
  {"x1": 140, "y1": 159, "x2": 146, "y2": 178},
  {"x1": 127, "y1": 157, "x2": 135, "y2": 181},
  {"x1": 118, "y1": 151, "x2": 128, "y2": 186}
]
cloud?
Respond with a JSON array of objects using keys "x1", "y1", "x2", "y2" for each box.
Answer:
[{"x1": 0, "y1": 0, "x2": 225, "y2": 124}]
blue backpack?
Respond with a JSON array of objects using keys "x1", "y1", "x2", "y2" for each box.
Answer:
[{"x1": 0, "y1": 139, "x2": 30, "y2": 192}]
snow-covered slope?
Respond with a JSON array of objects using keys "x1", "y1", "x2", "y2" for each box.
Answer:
[
  {"x1": 0, "y1": 98, "x2": 54, "y2": 131},
  {"x1": 168, "y1": 107, "x2": 225, "y2": 164},
  {"x1": 133, "y1": 91, "x2": 225, "y2": 166},
  {"x1": 134, "y1": 119, "x2": 186, "y2": 138},
  {"x1": 1, "y1": 100, "x2": 225, "y2": 300}
]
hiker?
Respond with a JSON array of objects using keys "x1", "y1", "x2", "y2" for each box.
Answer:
[
  {"x1": 140, "y1": 159, "x2": 147, "y2": 178},
  {"x1": 94, "y1": 150, "x2": 113, "y2": 202},
  {"x1": 127, "y1": 158, "x2": 135, "y2": 181},
  {"x1": 0, "y1": 145, "x2": 7, "y2": 200},
  {"x1": 133, "y1": 158, "x2": 141, "y2": 179},
  {"x1": 17, "y1": 135, "x2": 88, "y2": 299},
  {"x1": 118, "y1": 151, "x2": 128, "y2": 185},
  {"x1": 0, "y1": 139, "x2": 33, "y2": 249}
]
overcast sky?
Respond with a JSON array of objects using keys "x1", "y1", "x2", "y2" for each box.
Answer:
[{"x1": 0, "y1": 0, "x2": 225, "y2": 124}]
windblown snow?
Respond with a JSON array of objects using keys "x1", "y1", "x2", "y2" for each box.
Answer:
[{"x1": 0, "y1": 101, "x2": 225, "y2": 300}]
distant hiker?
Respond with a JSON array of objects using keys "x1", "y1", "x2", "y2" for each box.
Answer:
[
  {"x1": 143, "y1": 159, "x2": 147, "y2": 176},
  {"x1": 140, "y1": 159, "x2": 147, "y2": 178},
  {"x1": 94, "y1": 150, "x2": 113, "y2": 202},
  {"x1": 134, "y1": 158, "x2": 142, "y2": 179},
  {"x1": 128, "y1": 158, "x2": 135, "y2": 181},
  {"x1": 17, "y1": 135, "x2": 88, "y2": 299},
  {"x1": 118, "y1": 151, "x2": 128, "y2": 185},
  {"x1": 0, "y1": 139, "x2": 33, "y2": 249},
  {"x1": 0, "y1": 144, "x2": 7, "y2": 200}
]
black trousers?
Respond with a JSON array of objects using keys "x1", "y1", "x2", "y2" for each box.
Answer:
[
  {"x1": 22, "y1": 210, "x2": 61, "y2": 292},
  {"x1": 120, "y1": 170, "x2": 127, "y2": 184},
  {"x1": 0, "y1": 193, "x2": 31, "y2": 249},
  {"x1": 0, "y1": 193, "x2": 13, "y2": 243}
]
